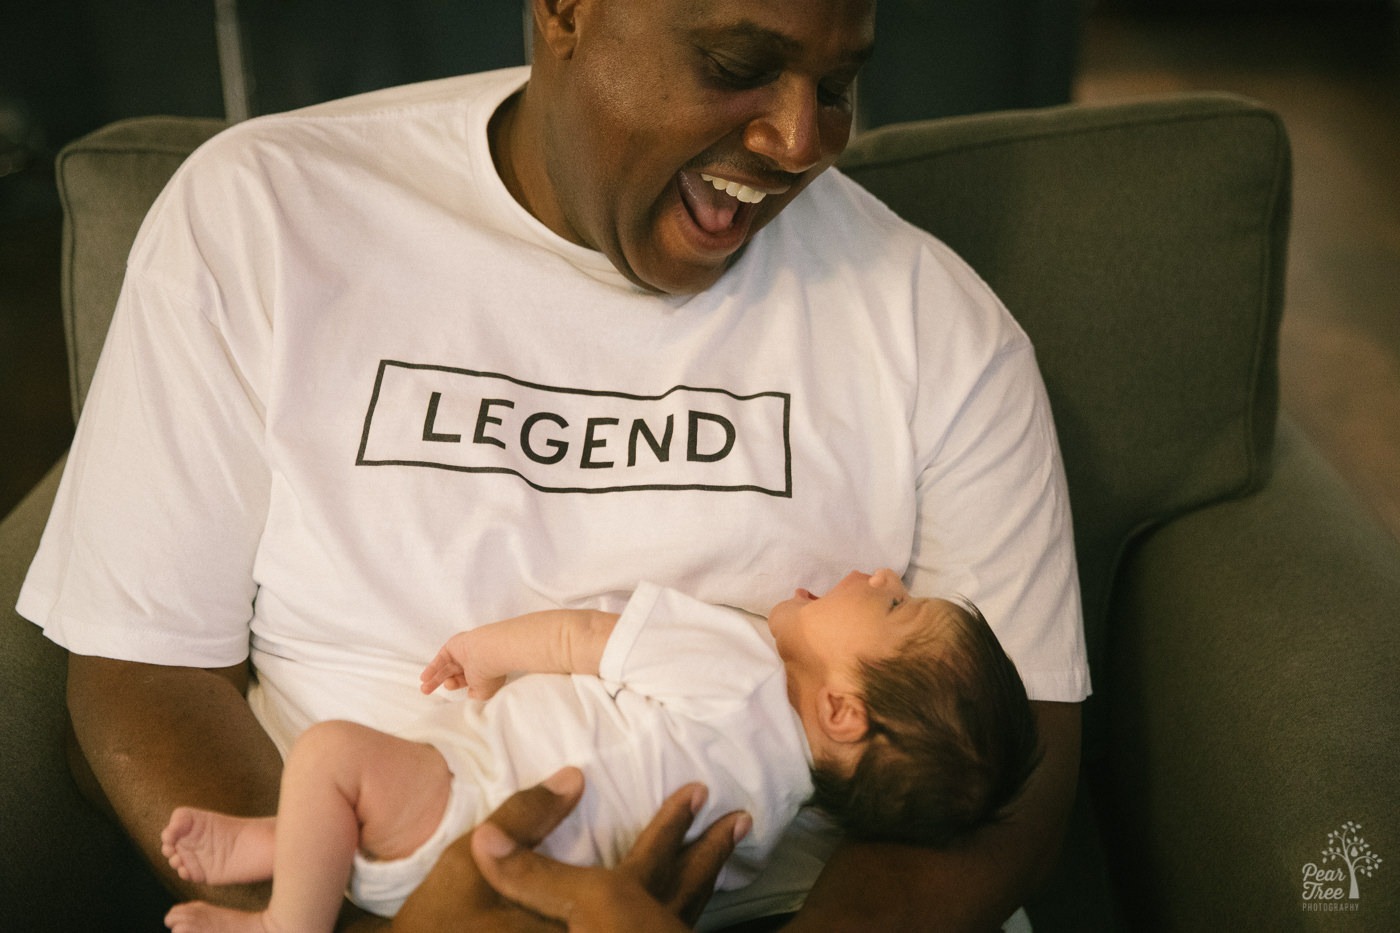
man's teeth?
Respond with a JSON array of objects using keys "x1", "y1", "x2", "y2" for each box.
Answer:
[{"x1": 699, "y1": 173, "x2": 767, "y2": 204}]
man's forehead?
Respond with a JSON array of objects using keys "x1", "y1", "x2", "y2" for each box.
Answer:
[
  {"x1": 674, "y1": 0, "x2": 876, "y2": 56},
  {"x1": 693, "y1": 20, "x2": 874, "y2": 64}
]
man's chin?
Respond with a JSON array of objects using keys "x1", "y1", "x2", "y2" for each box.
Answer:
[
  {"x1": 621, "y1": 183, "x2": 765, "y2": 294},
  {"x1": 623, "y1": 243, "x2": 743, "y2": 296}
]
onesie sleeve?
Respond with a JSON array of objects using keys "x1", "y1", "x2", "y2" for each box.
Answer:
[
  {"x1": 905, "y1": 243, "x2": 1091, "y2": 704},
  {"x1": 16, "y1": 160, "x2": 273, "y2": 667},
  {"x1": 597, "y1": 581, "x2": 783, "y2": 715}
]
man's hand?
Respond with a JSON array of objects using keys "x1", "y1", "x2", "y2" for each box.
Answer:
[
  {"x1": 392, "y1": 767, "x2": 749, "y2": 932},
  {"x1": 472, "y1": 774, "x2": 751, "y2": 931},
  {"x1": 390, "y1": 768, "x2": 585, "y2": 931},
  {"x1": 420, "y1": 629, "x2": 509, "y2": 699}
]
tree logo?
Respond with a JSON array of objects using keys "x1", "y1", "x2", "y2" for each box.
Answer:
[{"x1": 1301, "y1": 821, "x2": 1383, "y2": 909}]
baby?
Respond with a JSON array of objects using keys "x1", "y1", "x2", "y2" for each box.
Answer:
[{"x1": 162, "y1": 569, "x2": 1040, "y2": 933}]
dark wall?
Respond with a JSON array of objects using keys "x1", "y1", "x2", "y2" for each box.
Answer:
[
  {"x1": 0, "y1": 0, "x2": 529, "y2": 223},
  {"x1": 859, "y1": 0, "x2": 1083, "y2": 127},
  {"x1": 235, "y1": 0, "x2": 527, "y2": 117}
]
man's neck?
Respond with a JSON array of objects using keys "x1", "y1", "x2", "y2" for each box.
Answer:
[{"x1": 487, "y1": 89, "x2": 527, "y2": 211}]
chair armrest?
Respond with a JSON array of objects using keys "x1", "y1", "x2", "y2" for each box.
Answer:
[
  {"x1": 0, "y1": 457, "x2": 171, "y2": 928},
  {"x1": 1101, "y1": 419, "x2": 1400, "y2": 930}
]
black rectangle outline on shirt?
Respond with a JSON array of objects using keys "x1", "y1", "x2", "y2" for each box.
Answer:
[{"x1": 356, "y1": 360, "x2": 793, "y2": 497}]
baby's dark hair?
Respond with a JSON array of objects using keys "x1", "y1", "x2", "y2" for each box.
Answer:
[{"x1": 809, "y1": 598, "x2": 1041, "y2": 848}]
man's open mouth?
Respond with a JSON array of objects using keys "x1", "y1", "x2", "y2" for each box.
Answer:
[
  {"x1": 699, "y1": 173, "x2": 768, "y2": 205},
  {"x1": 675, "y1": 170, "x2": 766, "y2": 238}
]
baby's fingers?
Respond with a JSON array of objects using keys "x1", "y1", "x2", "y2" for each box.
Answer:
[
  {"x1": 465, "y1": 675, "x2": 507, "y2": 701},
  {"x1": 420, "y1": 656, "x2": 463, "y2": 694}
]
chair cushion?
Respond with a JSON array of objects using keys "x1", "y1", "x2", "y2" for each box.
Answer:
[{"x1": 838, "y1": 94, "x2": 1291, "y2": 679}]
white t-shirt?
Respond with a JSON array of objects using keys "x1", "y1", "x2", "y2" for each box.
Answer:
[
  {"x1": 19, "y1": 66, "x2": 1089, "y2": 924},
  {"x1": 349, "y1": 582, "x2": 811, "y2": 918}
]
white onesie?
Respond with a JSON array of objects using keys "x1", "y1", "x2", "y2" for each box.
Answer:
[{"x1": 349, "y1": 583, "x2": 811, "y2": 917}]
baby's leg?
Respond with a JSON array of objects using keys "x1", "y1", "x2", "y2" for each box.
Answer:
[
  {"x1": 162, "y1": 720, "x2": 452, "y2": 933},
  {"x1": 161, "y1": 809, "x2": 276, "y2": 885},
  {"x1": 164, "y1": 900, "x2": 269, "y2": 933},
  {"x1": 262, "y1": 719, "x2": 453, "y2": 932}
]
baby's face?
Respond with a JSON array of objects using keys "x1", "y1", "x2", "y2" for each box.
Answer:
[{"x1": 769, "y1": 569, "x2": 948, "y2": 675}]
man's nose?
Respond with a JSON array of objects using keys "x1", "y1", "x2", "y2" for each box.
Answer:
[{"x1": 742, "y1": 77, "x2": 828, "y2": 175}]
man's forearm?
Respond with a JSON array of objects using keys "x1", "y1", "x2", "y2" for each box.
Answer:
[
  {"x1": 787, "y1": 702, "x2": 1082, "y2": 932},
  {"x1": 66, "y1": 653, "x2": 284, "y2": 907}
]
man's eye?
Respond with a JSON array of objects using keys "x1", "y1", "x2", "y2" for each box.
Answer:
[
  {"x1": 706, "y1": 54, "x2": 771, "y2": 88},
  {"x1": 818, "y1": 80, "x2": 854, "y2": 109}
]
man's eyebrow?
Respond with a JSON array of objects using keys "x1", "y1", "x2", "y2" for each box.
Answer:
[{"x1": 694, "y1": 21, "x2": 875, "y2": 68}]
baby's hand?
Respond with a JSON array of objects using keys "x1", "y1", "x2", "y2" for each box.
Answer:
[{"x1": 420, "y1": 630, "x2": 509, "y2": 700}]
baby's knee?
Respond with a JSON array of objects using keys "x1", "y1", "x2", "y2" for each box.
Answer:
[{"x1": 287, "y1": 719, "x2": 374, "y2": 776}]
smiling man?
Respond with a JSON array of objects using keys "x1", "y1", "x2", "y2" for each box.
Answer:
[
  {"x1": 493, "y1": 0, "x2": 873, "y2": 294},
  {"x1": 20, "y1": 0, "x2": 1089, "y2": 931}
]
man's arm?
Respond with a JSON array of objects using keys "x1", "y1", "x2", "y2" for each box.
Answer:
[
  {"x1": 65, "y1": 653, "x2": 284, "y2": 909},
  {"x1": 785, "y1": 701, "x2": 1081, "y2": 932},
  {"x1": 420, "y1": 609, "x2": 619, "y2": 699}
]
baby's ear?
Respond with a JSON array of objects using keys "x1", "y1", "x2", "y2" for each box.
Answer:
[{"x1": 817, "y1": 686, "x2": 869, "y2": 745}]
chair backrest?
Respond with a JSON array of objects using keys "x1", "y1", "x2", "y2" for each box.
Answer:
[
  {"x1": 56, "y1": 95, "x2": 1291, "y2": 682},
  {"x1": 57, "y1": 115, "x2": 227, "y2": 422}
]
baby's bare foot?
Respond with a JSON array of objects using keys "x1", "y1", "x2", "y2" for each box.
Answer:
[
  {"x1": 164, "y1": 900, "x2": 272, "y2": 933},
  {"x1": 161, "y1": 808, "x2": 276, "y2": 885}
]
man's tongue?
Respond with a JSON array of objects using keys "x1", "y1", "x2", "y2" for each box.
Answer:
[{"x1": 678, "y1": 171, "x2": 740, "y2": 235}]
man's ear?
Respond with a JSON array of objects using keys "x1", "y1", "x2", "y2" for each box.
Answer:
[
  {"x1": 817, "y1": 686, "x2": 870, "y2": 745},
  {"x1": 534, "y1": 0, "x2": 583, "y2": 60}
]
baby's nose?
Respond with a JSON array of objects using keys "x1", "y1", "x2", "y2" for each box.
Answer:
[{"x1": 868, "y1": 568, "x2": 898, "y2": 589}]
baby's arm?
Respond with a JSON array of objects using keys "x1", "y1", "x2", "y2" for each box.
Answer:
[{"x1": 420, "y1": 608, "x2": 619, "y2": 699}]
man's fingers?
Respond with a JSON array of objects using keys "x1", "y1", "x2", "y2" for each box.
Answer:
[
  {"x1": 616, "y1": 782, "x2": 752, "y2": 920},
  {"x1": 489, "y1": 767, "x2": 586, "y2": 848},
  {"x1": 618, "y1": 782, "x2": 707, "y2": 883},
  {"x1": 472, "y1": 823, "x2": 692, "y2": 933},
  {"x1": 391, "y1": 769, "x2": 585, "y2": 932},
  {"x1": 670, "y1": 810, "x2": 751, "y2": 924},
  {"x1": 471, "y1": 820, "x2": 591, "y2": 922}
]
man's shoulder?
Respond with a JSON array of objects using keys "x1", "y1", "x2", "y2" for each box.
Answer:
[
  {"x1": 184, "y1": 66, "x2": 527, "y2": 168},
  {"x1": 799, "y1": 167, "x2": 913, "y2": 233},
  {"x1": 767, "y1": 167, "x2": 994, "y2": 302},
  {"x1": 775, "y1": 167, "x2": 956, "y2": 268},
  {"x1": 147, "y1": 67, "x2": 528, "y2": 225},
  {"x1": 281, "y1": 65, "x2": 529, "y2": 121}
]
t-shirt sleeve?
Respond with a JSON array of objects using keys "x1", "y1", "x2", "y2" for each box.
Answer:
[
  {"x1": 16, "y1": 221, "x2": 271, "y2": 666},
  {"x1": 906, "y1": 244, "x2": 1091, "y2": 703},
  {"x1": 597, "y1": 581, "x2": 782, "y2": 714}
]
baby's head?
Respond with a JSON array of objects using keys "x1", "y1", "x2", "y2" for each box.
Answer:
[{"x1": 768, "y1": 569, "x2": 1040, "y2": 848}]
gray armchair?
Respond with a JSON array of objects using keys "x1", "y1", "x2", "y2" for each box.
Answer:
[{"x1": 4, "y1": 94, "x2": 1397, "y2": 931}]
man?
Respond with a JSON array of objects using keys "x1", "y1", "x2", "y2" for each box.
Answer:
[{"x1": 21, "y1": 0, "x2": 1088, "y2": 929}]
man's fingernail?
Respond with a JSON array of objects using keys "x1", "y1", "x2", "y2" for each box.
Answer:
[
  {"x1": 477, "y1": 823, "x2": 518, "y2": 859},
  {"x1": 690, "y1": 784, "x2": 708, "y2": 815},
  {"x1": 733, "y1": 813, "x2": 753, "y2": 844},
  {"x1": 543, "y1": 767, "x2": 582, "y2": 795}
]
